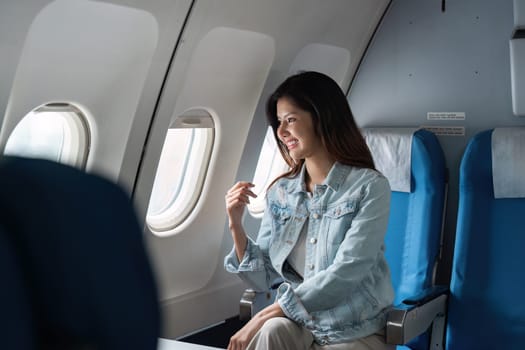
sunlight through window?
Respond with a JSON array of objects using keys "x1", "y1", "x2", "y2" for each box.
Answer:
[
  {"x1": 247, "y1": 126, "x2": 289, "y2": 218},
  {"x1": 147, "y1": 111, "x2": 214, "y2": 233},
  {"x1": 4, "y1": 103, "x2": 90, "y2": 169}
]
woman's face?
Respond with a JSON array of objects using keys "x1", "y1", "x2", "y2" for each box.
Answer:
[{"x1": 276, "y1": 97, "x2": 326, "y2": 161}]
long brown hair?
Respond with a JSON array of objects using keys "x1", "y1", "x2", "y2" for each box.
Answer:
[{"x1": 266, "y1": 71, "x2": 375, "y2": 188}]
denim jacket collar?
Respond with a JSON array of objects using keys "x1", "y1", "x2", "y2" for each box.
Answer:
[{"x1": 286, "y1": 161, "x2": 350, "y2": 194}]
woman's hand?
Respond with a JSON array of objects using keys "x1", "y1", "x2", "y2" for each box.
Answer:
[
  {"x1": 225, "y1": 181, "x2": 257, "y2": 227},
  {"x1": 225, "y1": 182, "x2": 257, "y2": 261},
  {"x1": 227, "y1": 316, "x2": 265, "y2": 350},
  {"x1": 227, "y1": 303, "x2": 285, "y2": 350}
]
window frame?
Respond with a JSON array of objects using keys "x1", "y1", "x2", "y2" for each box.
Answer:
[
  {"x1": 146, "y1": 109, "x2": 215, "y2": 234},
  {"x1": 3, "y1": 102, "x2": 91, "y2": 169}
]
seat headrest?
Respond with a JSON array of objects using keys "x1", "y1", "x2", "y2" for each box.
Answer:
[
  {"x1": 491, "y1": 127, "x2": 525, "y2": 198},
  {"x1": 362, "y1": 128, "x2": 418, "y2": 192}
]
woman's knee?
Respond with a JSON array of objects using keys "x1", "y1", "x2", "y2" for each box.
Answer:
[
  {"x1": 258, "y1": 317, "x2": 295, "y2": 337},
  {"x1": 251, "y1": 317, "x2": 312, "y2": 350}
]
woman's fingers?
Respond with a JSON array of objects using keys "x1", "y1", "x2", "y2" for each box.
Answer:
[
  {"x1": 226, "y1": 192, "x2": 253, "y2": 204},
  {"x1": 227, "y1": 316, "x2": 264, "y2": 350},
  {"x1": 225, "y1": 182, "x2": 257, "y2": 205},
  {"x1": 226, "y1": 188, "x2": 257, "y2": 200},
  {"x1": 227, "y1": 332, "x2": 249, "y2": 350},
  {"x1": 225, "y1": 182, "x2": 258, "y2": 225},
  {"x1": 227, "y1": 182, "x2": 256, "y2": 196}
]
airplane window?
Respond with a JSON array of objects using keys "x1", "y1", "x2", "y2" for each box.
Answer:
[
  {"x1": 247, "y1": 126, "x2": 289, "y2": 218},
  {"x1": 147, "y1": 110, "x2": 214, "y2": 233},
  {"x1": 4, "y1": 103, "x2": 90, "y2": 169}
]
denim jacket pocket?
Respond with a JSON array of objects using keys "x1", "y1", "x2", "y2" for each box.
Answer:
[
  {"x1": 269, "y1": 203, "x2": 292, "y2": 242},
  {"x1": 270, "y1": 203, "x2": 292, "y2": 223},
  {"x1": 323, "y1": 200, "x2": 358, "y2": 260},
  {"x1": 324, "y1": 200, "x2": 357, "y2": 219}
]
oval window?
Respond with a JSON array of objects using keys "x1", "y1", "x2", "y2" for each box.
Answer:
[
  {"x1": 147, "y1": 109, "x2": 215, "y2": 233},
  {"x1": 4, "y1": 102, "x2": 90, "y2": 169}
]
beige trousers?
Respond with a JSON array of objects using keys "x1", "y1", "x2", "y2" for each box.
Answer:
[{"x1": 246, "y1": 317, "x2": 395, "y2": 350}]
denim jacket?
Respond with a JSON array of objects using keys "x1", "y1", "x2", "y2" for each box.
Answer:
[{"x1": 224, "y1": 162, "x2": 394, "y2": 345}]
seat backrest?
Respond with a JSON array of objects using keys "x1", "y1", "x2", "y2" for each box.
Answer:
[
  {"x1": 0, "y1": 156, "x2": 160, "y2": 350},
  {"x1": 447, "y1": 128, "x2": 525, "y2": 349},
  {"x1": 0, "y1": 224, "x2": 35, "y2": 349},
  {"x1": 363, "y1": 128, "x2": 447, "y2": 304}
]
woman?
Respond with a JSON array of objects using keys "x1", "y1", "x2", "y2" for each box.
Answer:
[{"x1": 224, "y1": 71, "x2": 394, "y2": 350}]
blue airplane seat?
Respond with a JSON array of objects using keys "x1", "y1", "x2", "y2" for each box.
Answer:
[
  {"x1": 0, "y1": 224, "x2": 35, "y2": 349},
  {"x1": 447, "y1": 128, "x2": 525, "y2": 349},
  {"x1": 0, "y1": 156, "x2": 160, "y2": 350},
  {"x1": 364, "y1": 128, "x2": 447, "y2": 350}
]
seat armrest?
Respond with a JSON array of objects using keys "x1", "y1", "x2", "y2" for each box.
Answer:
[
  {"x1": 386, "y1": 285, "x2": 448, "y2": 345},
  {"x1": 239, "y1": 279, "x2": 283, "y2": 321},
  {"x1": 401, "y1": 285, "x2": 448, "y2": 306},
  {"x1": 239, "y1": 289, "x2": 256, "y2": 321},
  {"x1": 239, "y1": 289, "x2": 276, "y2": 321}
]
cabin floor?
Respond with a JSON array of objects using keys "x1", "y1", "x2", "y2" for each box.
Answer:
[{"x1": 179, "y1": 316, "x2": 247, "y2": 348}]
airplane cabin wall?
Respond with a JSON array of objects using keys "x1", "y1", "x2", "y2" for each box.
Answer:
[
  {"x1": 0, "y1": 1, "x2": 49, "y2": 136},
  {"x1": 349, "y1": 0, "x2": 524, "y2": 284}
]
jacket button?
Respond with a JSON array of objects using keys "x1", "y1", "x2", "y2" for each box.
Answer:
[
  {"x1": 308, "y1": 264, "x2": 315, "y2": 270},
  {"x1": 312, "y1": 213, "x2": 319, "y2": 219},
  {"x1": 309, "y1": 237, "x2": 317, "y2": 244}
]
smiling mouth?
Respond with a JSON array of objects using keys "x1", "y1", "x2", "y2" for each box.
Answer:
[{"x1": 286, "y1": 139, "x2": 299, "y2": 149}]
